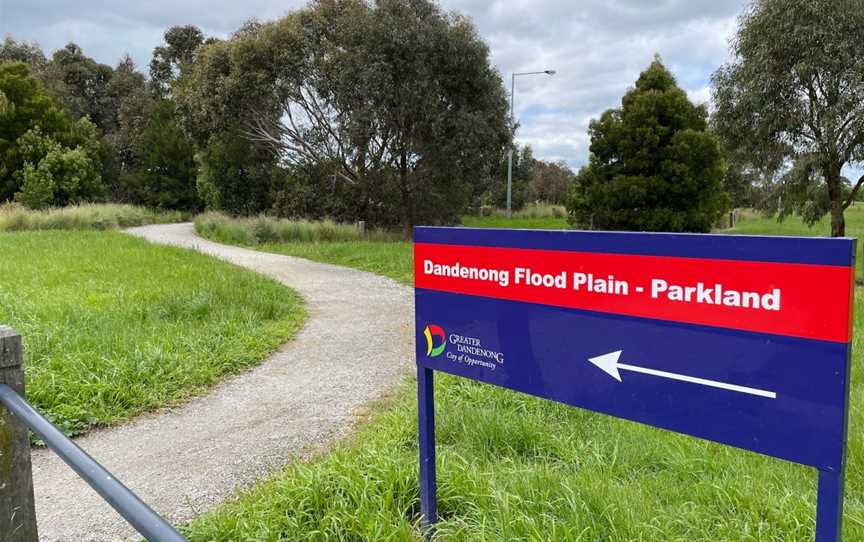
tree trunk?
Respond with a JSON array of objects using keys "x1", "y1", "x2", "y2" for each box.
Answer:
[
  {"x1": 825, "y1": 162, "x2": 845, "y2": 237},
  {"x1": 399, "y1": 150, "x2": 415, "y2": 233},
  {"x1": 830, "y1": 198, "x2": 845, "y2": 237}
]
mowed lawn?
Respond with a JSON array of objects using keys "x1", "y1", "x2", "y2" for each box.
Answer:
[
  {"x1": 0, "y1": 231, "x2": 305, "y2": 437},
  {"x1": 188, "y1": 212, "x2": 863, "y2": 541}
]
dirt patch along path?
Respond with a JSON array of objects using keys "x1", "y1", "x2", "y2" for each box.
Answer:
[{"x1": 30, "y1": 222, "x2": 414, "y2": 541}]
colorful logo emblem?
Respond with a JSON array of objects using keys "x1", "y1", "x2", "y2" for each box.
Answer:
[{"x1": 424, "y1": 324, "x2": 446, "y2": 357}]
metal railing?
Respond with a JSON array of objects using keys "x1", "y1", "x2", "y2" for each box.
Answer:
[{"x1": 0, "y1": 327, "x2": 187, "y2": 542}]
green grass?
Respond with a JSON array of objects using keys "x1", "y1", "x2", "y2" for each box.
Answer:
[
  {"x1": 0, "y1": 231, "x2": 305, "y2": 436},
  {"x1": 723, "y1": 206, "x2": 864, "y2": 275},
  {"x1": 186, "y1": 210, "x2": 864, "y2": 541},
  {"x1": 194, "y1": 213, "x2": 413, "y2": 284},
  {"x1": 461, "y1": 214, "x2": 569, "y2": 229},
  {"x1": 464, "y1": 202, "x2": 569, "y2": 230},
  {"x1": 0, "y1": 203, "x2": 188, "y2": 231},
  {"x1": 196, "y1": 212, "x2": 401, "y2": 244},
  {"x1": 259, "y1": 241, "x2": 414, "y2": 285}
]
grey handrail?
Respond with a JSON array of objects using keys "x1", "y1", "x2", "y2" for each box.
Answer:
[{"x1": 0, "y1": 383, "x2": 187, "y2": 542}]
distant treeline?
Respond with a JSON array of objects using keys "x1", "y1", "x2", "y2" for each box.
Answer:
[{"x1": 0, "y1": 0, "x2": 574, "y2": 228}]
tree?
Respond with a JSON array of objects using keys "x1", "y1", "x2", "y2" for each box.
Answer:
[
  {"x1": 568, "y1": 59, "x2": 728, "y2": 232},
  {"x1": 488, "y1": 144, "x2": 534, "y2": 210},
  {"x1": 0, "y1": 61, "x2": 102, "y2": 204},
  {"x1": 116, "y1": 100, "x2": 200, "y2": 210},
  {"x1": 195, "y1": 132, "x2": 275, "y2": 214},
  {"x1": 41, "y1": 43, "x2": 115, "y2": 132},
  {"x1": 177, "y1": 0, "x2": 510, "y2": 226},
  {"x1": 150, "y1": 26, "x2": 207, "y2": 98},
  {"x1": 528, "y1": 159, "x2": 575, "y2": 204},
  {"x1": 14, "y1": 124, "x2": 103, "y2": 208},
  {"x1": 0, "y1": 37, "x2": 47, "y2": 71},
  {"x1": 712, "y1": 0, "x2": 864, "y2": 236},
  {"x1": 101, "y1": 55, "x2": 153, "y2": 190}
]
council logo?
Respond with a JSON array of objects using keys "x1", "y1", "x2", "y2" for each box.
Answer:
[{"x1": 424, "y1": 324, "x2": 446, "y2": 357}]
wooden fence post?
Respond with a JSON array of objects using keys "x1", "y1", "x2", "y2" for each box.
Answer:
[{"x1": 0, "y1": 327, "x2": 38, "y2": 542}]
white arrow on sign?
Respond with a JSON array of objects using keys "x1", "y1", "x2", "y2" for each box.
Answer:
[{"x1": 588, "y1": 350, "x2": 777, "y2": 399}]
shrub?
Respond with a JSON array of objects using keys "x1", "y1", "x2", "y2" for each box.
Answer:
[
  {"x1": 0, "y1": 203, "x2": 187, "y2": 231},
  {"x1": 194, "y1": 212, "x2": 401, "y2": 245},
  {"x1": 486, "y1": 202, "x2": 567, "y2": 219}
]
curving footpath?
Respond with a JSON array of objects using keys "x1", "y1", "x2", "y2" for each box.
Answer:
[{"x1": 30, "y1": 223, "x2": 414, "y2": 541}]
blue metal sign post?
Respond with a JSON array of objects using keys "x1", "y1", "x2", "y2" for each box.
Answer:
[{"x1": 414, "y1": 227, "x2": 855, "y2": 540}]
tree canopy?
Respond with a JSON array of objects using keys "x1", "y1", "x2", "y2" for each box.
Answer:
[
  {"x1": 177, "y1": 0, "x2": 510, "y2": 226},
  {"x1": 712, "y1": 0, "x2": 864, "y2": 236},
  {"x1": 568, "y1": 59, "x2": 728, "y2": 232},
  {"x1": 0, "y1": 62, "x2": 103, "y2": 206}
]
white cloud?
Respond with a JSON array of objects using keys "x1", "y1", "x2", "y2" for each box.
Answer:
[{"x1": 1, "y1": 0, "x2": 749, "y2": 168}]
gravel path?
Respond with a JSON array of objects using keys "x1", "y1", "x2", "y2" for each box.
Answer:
[{"x1": 30, "y1": 222, "x2": 414, "y2": 542}]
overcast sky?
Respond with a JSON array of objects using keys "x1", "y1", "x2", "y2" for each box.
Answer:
[{"x1": 0, "y1": 0, "x2": 751, "y2": 170}]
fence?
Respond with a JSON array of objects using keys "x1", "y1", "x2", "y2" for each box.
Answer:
[{"x1": 0, "y1": 326, "x2": 187, "y2": 542}]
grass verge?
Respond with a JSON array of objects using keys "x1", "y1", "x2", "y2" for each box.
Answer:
[
  {"x1": 723, "y1": 206, "x2": 864, "y2": 275},
  {"x1": 186, "y1": 211, "x2": 863, "y2": 540},
  {"x1": 196, "y1": 212, "x2": 400, "y2": 244},
  {"x1": 464, "y1": 202, "x2": 569, "y2": 229},
  {"x1": 0, "y1": 231, "x2": 305, "y2": 436},
  {"x1": 0, "y1": 203, "x2": 188, "y2": 231}
]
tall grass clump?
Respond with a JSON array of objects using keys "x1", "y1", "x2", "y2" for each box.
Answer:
[
  {"x1": 195, "y1": 212, "x2": 402, "y2": 245},
  {"x1": 481, "y1": 202, "x2": 567, "y2": 219},
  {"x1": 513, "y1": 202, "x2": 567, "y2": 219},
  {"x1": 0, "y1": 203, "x2": 187, "y2": 231}
]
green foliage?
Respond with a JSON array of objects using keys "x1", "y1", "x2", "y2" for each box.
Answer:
[
  {"x1": 40, "y1": 43, "x2": 116, "y2": 132},
  {"x1": 569, "y1": 59, "x2": 728, "y2": 232},
  {"x1": 489, "y1": 145, "x2": 535, "y2": 210},
  {"x1": 711, "y1": 0, "x2": 864, "y2": 236},
  {"x1": 0, "y1": 62, "x2": 104, "y2": 206},
  {"x1": 0, "y1": 37, "x2": 47, "y2": 70},
  {"x1": 177, "y1": 0, "x2": 510, "y2": 226},
  {"x1": 0, "y1": 203, "x2": 187, "y2": 231},
  {"x1": 463, "y1": 203, "x2": 569, "y2": 230},
  {"x1": 527, "y1": 160, "x2": 575, "y2": 205},
  {"x1": 150, "y1": 25, "x2": 207, "y2": 98},
  {"x1": 13, "y1": 123, "x2": 103, "y2": 208},
  {"x1": 1, "y1": 38, "x2": 199, "y2": 212},
  {"x1": 0, "y1": 231, "x2": 305, "y2": 436},
  {"x1": 195, "y1": 133, "x2": 276, "y2": 214},
  {"x1": 115, "y1": 99, "x2": 200, "y2": 210},
  {"x1": 195, "y1": 212, "x2": 401, "y2": 245}
]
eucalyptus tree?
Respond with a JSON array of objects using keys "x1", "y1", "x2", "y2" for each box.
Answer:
[
  {"x1": 178, "y1": 0, "x2": 510, "y2": 226},
  {"x1": 150, "y1": 25, "x2": 207, "y2": 98},
  {"x1": 712, "y1": 0, "x2": 864, "y2": 236}
]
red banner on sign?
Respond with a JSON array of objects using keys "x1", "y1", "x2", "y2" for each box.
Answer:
[{"x1": 414, "y1": 243, "x2": 854, "y2": 343}]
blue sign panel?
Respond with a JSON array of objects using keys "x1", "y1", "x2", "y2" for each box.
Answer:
[{"x1": 413, "y1": 227, "x2": 855, "y2": 541}]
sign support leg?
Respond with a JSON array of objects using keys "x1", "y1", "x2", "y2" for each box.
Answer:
[
  {"x1": 815, "y1": 470, "x2": 845, "y2": 542},
  {"x1": 417, "y1": 366, "x2": 438, "y2": 537}
]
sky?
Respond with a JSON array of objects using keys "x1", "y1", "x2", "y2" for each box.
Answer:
[{"x1": 0, "y1": 0, "x2": 751, "y2": 170}]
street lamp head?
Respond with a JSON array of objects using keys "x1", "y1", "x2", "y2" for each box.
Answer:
[{"x1": 545, "y1": 70, "x2": 557, "y2": 76}]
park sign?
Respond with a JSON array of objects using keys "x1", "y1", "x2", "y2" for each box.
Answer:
[{"x1": 413, "y1": 227, "x2": 855, "y2": 541}]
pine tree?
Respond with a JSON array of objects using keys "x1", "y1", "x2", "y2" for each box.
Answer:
[{"x1": 568, "y1": 59, "x2": 728, "y2": 232}]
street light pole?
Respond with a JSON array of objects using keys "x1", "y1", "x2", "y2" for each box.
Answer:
[{"x1": 507, "y1": 69, "x2": 556, "y2": 219}]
